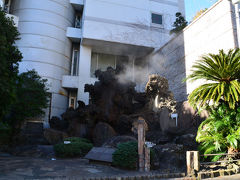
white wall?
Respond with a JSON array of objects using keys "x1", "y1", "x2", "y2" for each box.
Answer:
[
  {"x1": 11, "y1": 0, "x2": 75, "y2": 126},
  {"x1": 82, "y1": 0, "x2": 181, "y2": 48},
  {"x1": 144, "y1": 0, "x2": 237, "y2": 102},
  {"x1": 77, "y1": 45, "x2": 92, "y2": 104}
]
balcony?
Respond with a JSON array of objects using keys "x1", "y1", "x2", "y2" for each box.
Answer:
[
  {"x1": 70, "y1": 0, "x2": 84, "y2": 10},
  {"x1": 62, "y1": 75, "x2": 79, "y2": 89},
  {"x1": 66, "y1": 27, "x2": 82, "y2": 42},
  {"x1": 6, "y1": 14, "x2": 19, "y2": 27}
]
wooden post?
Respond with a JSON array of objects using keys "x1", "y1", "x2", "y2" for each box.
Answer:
[
  {"x1": 186, "y1": 151, "x2": 200, "y2": 176},
  {"x1": 144, "y1": 147, "x2": 150, "y2": 172},
  {"x1": 138, "y1": 117, "x2": 145, "y2": 172}
]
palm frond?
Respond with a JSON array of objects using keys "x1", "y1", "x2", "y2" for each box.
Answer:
[{"x1": 186, "y1": 49, "x2": 240, "y2": 109}]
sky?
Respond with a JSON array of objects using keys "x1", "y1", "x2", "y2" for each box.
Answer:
[{"x1": 185, "y1": 0, "x2": 218, "y2": 22}]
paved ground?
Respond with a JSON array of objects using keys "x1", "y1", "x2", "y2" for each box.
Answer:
[
  {"x1": 0, "y1": 156, "x2": 185, "y2": 180},
  {"x1": 2, "y1": 155, "x2": 240, "y2": 180}
]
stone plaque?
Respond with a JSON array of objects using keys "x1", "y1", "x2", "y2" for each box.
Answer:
[{"x1": 84, "y1": 147, "x2": 116, "y2": 163}]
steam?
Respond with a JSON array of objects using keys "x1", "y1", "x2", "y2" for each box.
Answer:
[{"x1": 116, "y1": 53, "x2": 166, "y2": 92}]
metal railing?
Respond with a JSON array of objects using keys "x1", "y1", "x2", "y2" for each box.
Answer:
[{"x1": 186, "y1": 151, "x2": 240, "y2": 177}]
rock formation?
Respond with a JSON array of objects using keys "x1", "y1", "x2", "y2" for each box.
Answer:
[{"x1": 145, "y1": 74, "x2": 177, "y2": 113}]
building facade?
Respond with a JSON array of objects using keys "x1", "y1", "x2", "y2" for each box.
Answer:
[
  {"x1": 4, "y1": 0, "x2": 184, "y2": 126},
  {"x1": 144, "y1": 0, "x2": 240, "y2": 102}
]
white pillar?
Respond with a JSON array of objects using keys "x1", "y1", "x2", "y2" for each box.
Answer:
[
  {"x1": 77, "y1": 45, "x2": 92, "y2": 105},
  {"x1": 234, "y1": 3, "x2": 240, "y2": 48}
]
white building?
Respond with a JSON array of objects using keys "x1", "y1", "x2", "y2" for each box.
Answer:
[{"x1": 4, "y1": 0, "x2": 185, "y2": 126}]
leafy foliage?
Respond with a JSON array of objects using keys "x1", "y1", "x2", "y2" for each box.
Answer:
[
  {"x1": 0, "y1": 9, "x2": 22, "y2": 120},
  {"x1": 54, "y1": 137, "x2": 93, "y2": 158},
  {"x1": 113, "y1": 141, "x2": 138, "y2": 169},
  {"x1": 5, "y1": 70, "x2": 49, "y2": 130},
  {"x1": 196, "y1": 103, "x2": 240, "y2": 161},
  {"x1": 113, "y1": 141, "x2": 155, "y2": 170},
  {"x1": 170, "y1": 12, "x2": 188, "y2": 34},
  {"x1": 186, "y1": 49, "x2": 240, "y2": 109}
]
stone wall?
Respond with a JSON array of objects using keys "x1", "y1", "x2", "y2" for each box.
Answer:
[{"x1": 144, "y1": 0, "x2": 239, "y2": 102}]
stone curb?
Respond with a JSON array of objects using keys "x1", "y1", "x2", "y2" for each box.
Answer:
[
  {"x1": 197, "y1": 168, "x2": 238, "y2": 179},
  {"x1": 79, "y1": 172, "x2": 186, "y2": 180}
]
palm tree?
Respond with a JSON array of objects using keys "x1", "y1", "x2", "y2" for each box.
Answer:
[{"x1": 186, "y1": 49, "x2": 240, "y2": 109}]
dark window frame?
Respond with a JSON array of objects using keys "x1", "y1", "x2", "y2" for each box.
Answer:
[{"x1": 151, "y1": 13, "x2": 163, "y2": 26}]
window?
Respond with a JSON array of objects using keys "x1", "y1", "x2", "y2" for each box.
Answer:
[
  {"x1": 71, "y1": 44, "x2": 79, "y2": 76},
  {"x1": 3, "y1": 0, "x2": 10, "y2": 13},
  {"x1": 69, "y1": 91, "x2": 77, "y2": 109},
  {"x1": 90, "y1": 53, "x2": 116, "y2": 77},
  {"x1": 151, "y1": 13, "x2": 163, "y2": 25},
  {"x1": 75, "y1": 13, "x2": 82, "y2": 28}
]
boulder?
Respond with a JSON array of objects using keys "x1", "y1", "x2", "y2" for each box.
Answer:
[
  {"x1": 49, "y1": 116, "x2": 68, "y2": 131},
  {"x1": 153, "y1": 143, "x2": 186, "y2": 172},
  {"x1": 146, "y1": 131, "x2": 171, "y2": 144},
  {"x1": 159, "y1": 107, "x2": 176, "y2": 133},
  {"x1": 115, "y1": 115, "x2": 133, "y2": 135},
  {"x1": 93, "y1": 122, "x2": 116, "y2": 146},
  {"x1": 174, "y1": 134, "x2": 198, "y2": 150},
  {"x1": 176, "y1": 101, "x2": 207, "y2": 133},
  {"x1": 68, "y1": 123, "x2": 88, "y2": 138},
  {"x1": 102, "y1": 136, "x2": 137, "y2": 148},
  {"x1": 44, "y1": 128, "x2": 68, "y2": 145}
]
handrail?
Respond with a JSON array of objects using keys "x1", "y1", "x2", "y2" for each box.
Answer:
[
  {"x1": 200, "y1": 152, "x2": 240, "y2": 157},
  {"x1": 200, "y1": 159, "x2": 240, "y2": 165}
]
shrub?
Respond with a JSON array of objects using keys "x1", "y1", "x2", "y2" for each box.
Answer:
[
  {"x1": 113, "y1": 141, "x2": 155, "y2": 170},
  {"x1": 54, "y1": 137, "x2": 93, "y2": 158},
  {"x1": 197, "y1": 103, "x2": 240, "y2": 161}
]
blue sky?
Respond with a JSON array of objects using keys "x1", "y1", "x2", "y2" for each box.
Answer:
[{"x1": 185, "y1": 0, "x2": 218, "y2": 22}]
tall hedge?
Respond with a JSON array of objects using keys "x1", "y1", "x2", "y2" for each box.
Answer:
[{"x1": 0, "y1": 9, "x2": 22, "y2": 120}]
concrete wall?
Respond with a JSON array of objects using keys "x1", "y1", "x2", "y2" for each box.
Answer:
[
  {"x1": 82, "y1": 0, "x2": 183, "y2": 48},
  {"x1": 145, "y1": 0, "x2": 238, "y2": 102},
  {"x1": 11, "y1": 0, "x2": 75, "y2": 126}
]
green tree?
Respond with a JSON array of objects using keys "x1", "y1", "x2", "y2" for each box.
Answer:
[
  {"x1": 6, "y1": 70, "x2": 49, "y2": 130},
  {"x1": 186, "y1": 49, "x2": 240, "y2": 109},
  {"x1": 0, "y1": 9, "x2": 22, "y2": 120},
  {"x1": 170, "y1": 12, "x2": 188, "y2": 34}
]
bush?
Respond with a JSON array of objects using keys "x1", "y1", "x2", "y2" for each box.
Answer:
[
  {"x1": 54, "y1": 137, "x2": 93, "y2": 158},
  {"x1": 197, "y1": 103, "x2": 240, "y2": 161},
  {"x1": 113, "y1": 141, "x2": 155, "y2": 170}
]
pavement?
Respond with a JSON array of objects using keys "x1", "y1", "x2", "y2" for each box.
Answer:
[
  {"x1": 1, "y1": 155, "x2": 240, "y2": 180},
  {"x1": 0, "y1": 156, "x2": 184, "y2": 180}
]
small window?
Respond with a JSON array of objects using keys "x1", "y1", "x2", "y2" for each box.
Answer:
[
  {"x1": 90, "y1": 53, "x2": 116, "y2": 77},
  {"x1": 71, "y1": 44, "x2": 79, "y2": 76},
  {"x1": 75, "y1": 14, "x2": 82, "y2": 28},
  {"x1": 151, "y1": 13, "x2": 163, "y2": 25},
  {"x1": 69, "y1": 91, "x2": 77, "y2": 109}
]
